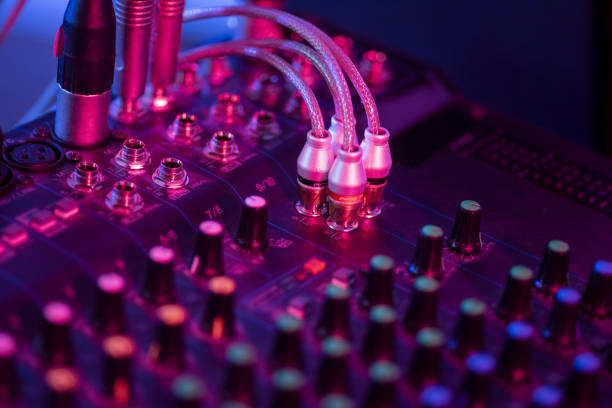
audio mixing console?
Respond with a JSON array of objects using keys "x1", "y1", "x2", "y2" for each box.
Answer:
[{"x1": 0, "y1": 1, "x2": 610, "y2": 407}]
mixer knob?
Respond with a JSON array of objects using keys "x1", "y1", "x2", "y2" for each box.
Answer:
[
  {"x1": 42, "y1": 301, "x2": 74, "y2": 366},
  {"x1": 496, "y1": 265, "x2": 534, "y2": 321},
  {"x1": 497, "y1": 321, "x2": 533, "y2": 383},
  {"x1": 150, "y1": 304, "x2": 186, "y2": 368},
  {"x1": 142, "y1": 245, "x2": 177, "y2": 305},
  {"x1": 93, "y1": 272, "x2": 126, "y2": 335},
  {"x1": 234, "y1": 196, "x2": 269, "y2": 252},
  {"x1": 172, "y1": 374, "x2": 206, "y2": 408},
  {"x1": 45, "y1": 367, "x2": 78, "y2": 408},
  {"x1": 102, "y1": 335, "x2": 135, "y2": 405},
  {"x1": 270, "y1": 313, "x2": 304, "y2": 369},
  {"x1": 201, "y1": 276, "x2": 236, "y2": 339},
  {"x1": 316, "y1": 284, "x2": 351, "y2": 339},
  {"x1": 360, "y1": 255, "x2": 395, "y2": 308},
  {"x1": 362, "y1": 361, "x2": 400, "y2": 408},
  {"x1": 530, "y1": 385, "x2": 563, "y2": 408},
  {"x1": 0, "y1": 332, "x2": 18, "y2": 403},
  {"x1": 542, "y1": 287, "x2": 580, "y2": 348},
  {"x1": 321, "y1": 394, "x2": 354, "y2": 408},
  {"x1": 408, "y1": 225, "x2": 445, "y2": 278},
  {"x1": 459, "y1": 352, "x2": 496, "y2": 408},
  {"x1": 562, "y1": 352, "x2": 601, "y2": 408},
  {"x1": 581, "y1": 260, "x2": 612, "y2": 319},
  {"x1": 222, "y1": 402, "x2": 250, "y2": 408},
  {"x1": 191, "y1": 220, "x2": 225, "y2": 277},
  {"x1": 402, "y1": 276, "x2": 439, "y2": 333},
  {"x1": 316, "y1": 337, "x2": 351, "y2": 396},
  {"x1": 419, "y1": 385, "x2": 454, "y2": 408},
  {"x1": 407, "y1": 328, "x2": 445, "y2": 389},
  {"x1": 535, "y1": 240, "x2": 570, "y2": 295},
  {"x1": 270, "y1": 368, "x2": 305, "y2": 408},
  {"x1": 223, "y1": 342, "x2": 257, "y2": 405},
  {"x1": 361, "y1": 305, "x2": 396, "y2": 363},
  {"x1": 449, "y1": 298, "x2": 486, "y2": 357},
  {"x1": 447, "y1": 200, "x2": 483, "y2": 255}
]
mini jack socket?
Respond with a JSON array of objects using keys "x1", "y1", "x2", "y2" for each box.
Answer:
[
  {"x1": 115, "y1": 139, "x2": 151, "y2": 170},
  {"x1": 153, "y1": 157, "x2": 189, "y2": 189},
  {"x1": 359, "y1": 127, "x2": 392, "y2": 218},
  {"x1": 210, "y1": 93, "x2": 244, "y2": 125},
  {"x1": 326, "y1": 146, "x2": 367, "y2": 232},
  {"x1": 106, "y1": 180, "x2": 143, "y2": 212},
  {"x1": 204, "y1": 131, "x2": 239, "y2": 163},
  {"x1": 295, "y1": 130, "x2": 334, "y2": 217},
  {"x1": 67, "y1": 161, "x2": 104, "y2": 193},
  {"x1": 167, "y1": 113, "x2": 202, "y2": 144}
]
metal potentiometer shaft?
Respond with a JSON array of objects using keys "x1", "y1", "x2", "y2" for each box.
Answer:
[{"x1": 54, "y1": 0, "x2": 116, "y2": 148}]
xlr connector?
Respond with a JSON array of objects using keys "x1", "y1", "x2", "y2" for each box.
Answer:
[
  {"x1": 359, "y1": 127, "x2": 392, "y2": 218},
  {"x1": 296, "y1": 131, "x2": 334, "y2": 217},
  {"x1": 54, "y1": 0, "x2": 116, "y2": 148}
]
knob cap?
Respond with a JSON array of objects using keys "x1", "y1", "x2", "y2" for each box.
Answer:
[
  {"x1": 530, "y1": 385, "x2": 563, "y2": 408},
  {"x1": 361, "y1": 305, "x2": 396, "y2": 363},
  {"x1": 563, "y1": 352, "x2": 601, "y2": 408},
  {"x1": 316, "y1": 337, "x2": 351, "y2": 395},
  {"x1": 235, "y1": 195, "x2": 268, "y2": 252},
  {"x1": 142, "y1": 245, "x2": 176, "y2": 305},
  {"x1": 497, "y1": 266, "x2": 534, "y2": 321},
  {"x1": 270, "y1": 368, "x2": 305, "y2": 408},
  {"x1": 360, "y1": 255, "x2": 394, "y2": 308},
  {"x1": 460, "y1": 352, "x2": 496, "y2": 408},
  {"x1": 270, "y1": 313, "x2": 304, "y2": 369},
  {"x1": 449, "y1": 298, "x2": 486, "y2": 358},
  {"x1": 419, "y1": 385, "x2": 453, "y2": 408},
  {"x1": 102, "y1": 335, "x2": 135, "y2": 405},
  {"x1": 497, "y1": 321, "x2": 533, "y2": 383},
  {"x1": 45, "y1": 367, "x2": 78, "y2": 408},
  {"x1": 201, "y1": 276, "x2": 236, "y2": 339},
  {"x1": 42, "y1": 301, "x2": 74, "y2": 366},
  {"x1": 93, "y1": 272, "x2": 126, "y2": 335},
  {"x1": 150, "y1": 304, "x2": 187, "y2": 368},
  {"x1": 362, "y1": 361, "x2": 400, "y2": 408},
  {"x1": 172, "y1": 374, "x2": 206, "y2": 408},
  {"x1": 403, "y1": 277, "x2": 439, "y2": 333},
  {"x1": 321, "y1": 394, "x2": 354, "y2": 408},
  {"x1": 191, "y1": 220, "x2": 225, "y2": 277},
  {"x1": 316, "y1": 284, "x2": 351, "y2": 339},
  {"x1": 448, "y1": 200, "x2": 482, "y2": 255},
  {"x1": 224, "y1": 342, "x2": 256, "y2": 405},
  {"x1": 535, "y1": 240, "x2": 570, "y2": 295},
  {"x1": 409, "y1": 225, "x2": 445, "y2": 278},
  {"x1": 542, "y1": 287, "x2": 580, "y2": 348},
  {"x1": 407, "y1": 328, "x2": 445, "y2": 389},
  {"x1": 0, "y1": 332, "x2": 18, "y2": 403},
  {"x1": 581, "y1": 260, "x2": 612, "y2": 319}
]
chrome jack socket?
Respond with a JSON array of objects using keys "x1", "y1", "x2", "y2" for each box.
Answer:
[
  {"x1": 67, "y1": 161, "x2": 104, "y2": 193},
  {"x1": 106, "y1": 180, "x2": 143, "y2": 212},
  {"x1": 152, "y1": 157, "x2": 189, "y2": 189},
  {"x1": 115, "y1": 138, "x2": 151, "y2": 170},
  {"x1": 295, "y1": 130, "x2": 334, "y2": 217}
]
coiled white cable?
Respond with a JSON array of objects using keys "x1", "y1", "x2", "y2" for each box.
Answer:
[
  {"x1": 179, "y1": 43, "x2": 325, "y2": 137},
  {"x1": 183, "y1": 5, "x2": 358, "y2": 149}
]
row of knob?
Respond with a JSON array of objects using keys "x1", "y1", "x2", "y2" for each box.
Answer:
[{"x1": 409, "y1": 200, "x2": 612, "y2": 320}]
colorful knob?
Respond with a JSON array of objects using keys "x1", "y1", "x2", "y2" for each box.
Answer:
[
  {"x1": 497, "y1": 266, "x2": 534, "y2": 321},
  {"x1": 403, "y1": 277, "x2": 439, "y2": 333},
  {"x1": 201, "y1": 276, "x2": 236, "y2": 339},
  {"x1": 362, "y1": 361, "x2": 400, "y2": 408},
  {"x1": 581, "y1": 260, "x2": 612, "y2": 319},
  {"x1": 235, "y1": 195, "x2": 268, "y2": 252},
  {"x1": 316, "y1": 284, "x2": 351, "y2": 339},
  {"x1": 270, "y1": 313, "x2": 304, "y2": 369},
  {"x1": 42, "y1": 301, "x2": 74, "y2": 366},
  {"x1": 102, "y1": 335, "x2": 135, "y2": 405},
  {"x1": 93, "y1": 272, "x2": 126, "y2": 335},
  {"x1": 535, "y1": 240, "x2": 570, "y2": 295},
  {"x1": 360, "y1": 255, "x2": 394, "y2": 308},
  {"x1": 172, "y1": 374, "x2": 206, "y2": 408},
  {"x1": 409, "y1": 225, "x2": 445, "y2": 278},
  {"x1": 447, "y1": 200, "x2": 482, "y2": 255},
  {"x1": 270, "y1": 368, "x2": 305, "y2": 408},
  {"x1": 191, "y1": 220, "x2": 225, "y2": 277},
  {"x1": 142, "y1": 245, "x2": 176, "y2": 305},
  {"x1": 223, "y1": 342, "x2": 256, "y2": 406},
  {"x1": 449, "y1": 298, "x2": 486, "y2": 357},
  {"x1": 497, "y1": 321, "x2": 533, "y2": 383},
  {"x1": 460, "y1": 352, "x2": 496, "y2": 408},
  {"x1": 45, "y1": 367, "x2": 79, "y2": 408},
  {"x1": 316, "y1": 337, "x2": 351, "y2": 396},
  {"x1": 361, "y1": 305, "x2": 396, "y2": 363},
  {"x1": 530, "y1": 385, "x2": 562, "y2": 408},
  {"x1": 0, "y1": 332, "x2": 18, "y2": 403},
  {"x1": 562, "y1": 352, "x2": 601, "y2": 408},
  {"x1": 407, "y1": 328, "x2": 445, "y2": 389},
  {"x1": 150, "y1": 304, "x2": 187, "y2": 368},
  {"x1": 419, "y1": 385, "x2": 453, "y2": 408},
  {"x1": 542, "y1": 287, "x2": 580, "y2": 348}
]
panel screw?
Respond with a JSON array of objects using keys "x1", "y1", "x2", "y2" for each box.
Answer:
[{"x1": 65, "y1": 151, "x2": 81, "y2": 163}]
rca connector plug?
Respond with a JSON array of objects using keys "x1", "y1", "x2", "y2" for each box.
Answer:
[
  {"x1": 296, "y1": 130, "x2": 334, "y2": 217},
  {"x1": 359, "y1": 127, "x2": 392, "y2": 218},
  {"x1": 326, "y1": 146, "x2": 367, "y2": 232}
]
